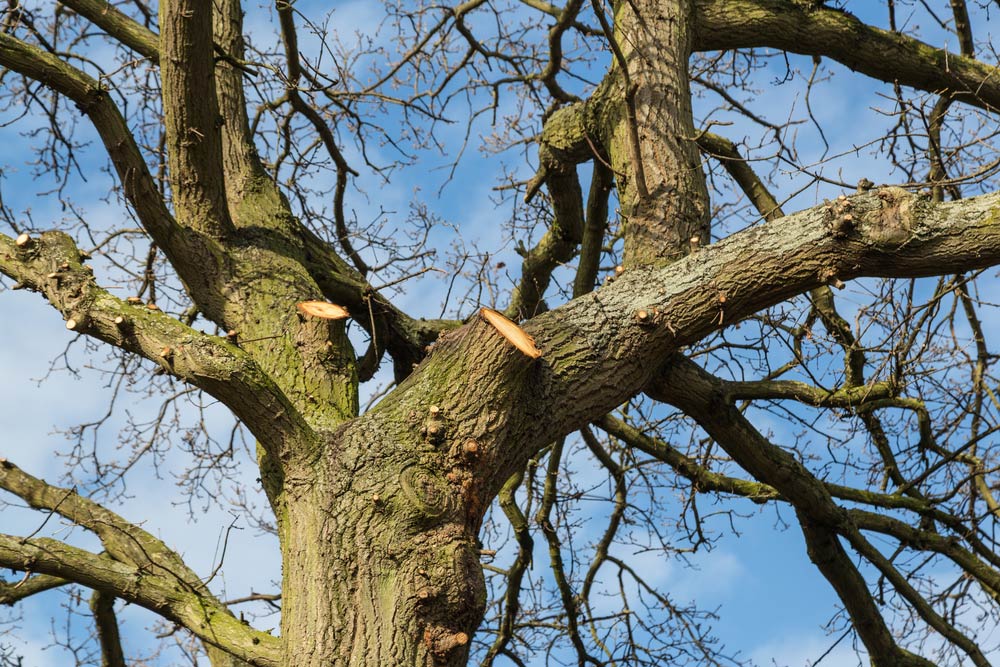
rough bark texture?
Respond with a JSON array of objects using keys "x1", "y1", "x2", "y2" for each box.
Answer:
[
  {"x1": 609, "y1": 0, "x2": 710, "y2": 265},
  {"x1": 2, "y1": 1, "x2": 1000, "y2": 666}
]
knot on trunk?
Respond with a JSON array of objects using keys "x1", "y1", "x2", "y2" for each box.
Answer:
[
  {"x1": 866, "y1": 187, "x2": 918, "y2": 246},
  {"x1": 399, "y1": 464, "x2": 452, "y2": 520},
  {"x1": 423, "y1": 625, "x2": 469, "y2": 660}
]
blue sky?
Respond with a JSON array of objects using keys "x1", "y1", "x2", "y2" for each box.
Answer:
[{"x1": 2, "y1": 1, "x2": 1000, "y2": 666}]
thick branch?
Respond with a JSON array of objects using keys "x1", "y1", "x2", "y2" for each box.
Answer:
[
  {"x1": 722, "y1": 378, "x2": 898, "y2": 407},
  {"x1": 0, "y1": 534, "x2": 280, "y2": 667},
  {"x1": 59, "y1": 0, "x2": 158, "y2": 61},
  {"x1": 696, "y1": 132, "x2": 782, "y2": 222},
  {"x1": 375, "y1": 186, "x2": 1000, "y2": 501},
  {"x1": 90, "y1": 590, "x2": 127, "y2": 667},
  {"x1": 0, "y1": 573, "x2": 66, "y2": 604},
  {"x1": 573, "y1": 163, "x2": 613, "y2": 297},
  {"x1": 848, "y1": 509, "x2": 1000, "y2": 602},
  {"x1": 597, "y1": 412, "x2": 990, "y2": 552},
  {"x1": 612, "y1": 0, "x2": 710, "y2": 265},
  {"x1": 0, "y1": 230, "x2": 316, "y2": 460},
  {"x1": 0, "y1": 24, "x2": 357, "y2": 439},
  {"x1": 845, "y1": 529, "x2": 989, "y2": 666},
  {"x1": 796, "y1": 515, "x2": 936, "y2": 667},
  {"x1": 517, "y1": 189, "x2": 1000, "y2": 457},
  {"x1": 600, "y1": 410, "x2": 1000, "y2": 608},
  {"x1": 159, "y1": 0, "x2": 234, "y2": 237},
  {"x1": 213, "y1": 0, "x2": 265, "y2": 207},
  {"x1": 2, "y1": 458, "x2": 267, "y2": 665},
  {"x1": 695, "y1": 0, "x2": 1000, "y2": 113}
]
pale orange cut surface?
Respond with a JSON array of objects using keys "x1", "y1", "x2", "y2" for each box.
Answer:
[
  {"x1": 297, "y1": 301, "x2": 350, "y2": 320},
  {"x1": 480, "y1": 308, "x2": 542, "y2": 359}
]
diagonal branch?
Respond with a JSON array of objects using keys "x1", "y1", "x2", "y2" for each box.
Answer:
[
  {"x1": 0, "y1": 32, "x2": 175, "y2": 244},
  {"x1": 1, "y1": 458, "x2": 212, "y2": 587},
  {"x1": 0, "y1": 457, "x2": 280, "y2": 664},
  {"x1": 0, "y1": 533, "x2": 280, "y2": 667},
  {"x1": 0, "y1": 230, "x2": 316, "y2": 460},
  {"x1": 275, "y1": 0, "x2": 365, "y2": 275},
  {"x1": 505, "y1": 162, "x2": 585, "y2": 321},
  {"x1": 0, "y1": 29, "x2": 236, "y2": 323},
  {"x1": 695, "y1": 0, "x2": 1000, "y2": 113},
  {"x1": 647, "y1": 355, "x2": 987, "y2": 666},
  {"x1": 297, "y1": 230, "x2": 460, "y2": 380},
  {"x1": 523, "y1": 188, "x2": 1000, "y2": 449},
  {"x1": 601, "y1": 410, "x2": 1000, "y2": 575},
  {"x1": 646, "y1": 357, "x2": 945, "y2": 666},
  {"x1": 58, "y1": 0, "x2": 158, "y2": 61},
  {"x1": 377, "y1": 184, "x2": 1000, "y2": 510},
  {"x1": 596, "y1": 415, "x2": 781, "y2": 502}
]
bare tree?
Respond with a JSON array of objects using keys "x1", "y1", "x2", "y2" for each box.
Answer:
[{"x1": 2, "y1": 1, "x2": 1000, "y2": 666}]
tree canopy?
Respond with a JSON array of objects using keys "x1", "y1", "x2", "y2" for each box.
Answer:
[{"x1": 2, "y1": 1, "x2": 1000, "y2": 666}]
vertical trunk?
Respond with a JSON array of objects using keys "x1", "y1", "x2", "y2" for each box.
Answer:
[
  {"x1": 270, "y1": 3, "x2": 713, "y2": 664},
  {"x1": 281, "y1": 477, "x2": 484, "y2": 667},
  {"x1": 606, "y1": 0, "x2": 710, "y2": 265},
  {"x1": 279, "y1": 315, "x2": 545, "y2": 666}
]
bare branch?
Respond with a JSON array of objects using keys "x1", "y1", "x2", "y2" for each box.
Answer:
[
  {"x1": 0, "y1": 230, "x2": 317, "y2": 459},
  {"x1": 0, "y1": 573, "x2": 66, "y2": 604},
  {"x1": 58, "y1": 0, "x2": 158, "y2": 61},
  {"x1": 89, "y1": 590, "x2": 127, "y2": 667},
  {"x1": 695, "y1": 0, "x2": 1000, "y2": 113},
  {"x1": 0, "y1": 533, "x2": 280, "y2": 667}
]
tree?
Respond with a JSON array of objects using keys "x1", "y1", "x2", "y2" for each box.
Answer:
[{"x1": 2, "y1": 0, "x2": 1000, "y2": 665}]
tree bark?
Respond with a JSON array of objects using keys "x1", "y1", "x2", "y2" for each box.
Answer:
[
  {"x1": 605, "y1": 0, "x2": 710, "y2": 265},
  {"x1": 278, "y1": 315, "x2": 539, "y2": 666},
  {"x1": 3, "y1": 2, "x2": 1000, "y2": 666}
]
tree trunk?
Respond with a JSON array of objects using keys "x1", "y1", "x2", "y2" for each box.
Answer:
[
  {"x1": 278, "y1": 314, "x2": 549, "y2": 665},
  {"x1": 608, "y1": 0, "x2": 710, "y2": 265},
  {"x1": 280, "y1": 475, "x2": 484, "y2": 666}
]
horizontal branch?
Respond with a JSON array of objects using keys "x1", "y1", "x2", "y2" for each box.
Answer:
[
  {"x1": 695, "y1": 0, "x2": 1000, "y2": 112},
  {"x1": 0, "y1": 573, "x2": 66, "y2": 604},
  {"x1": 598, "y1": 409, "x2": 993, "y2": 551},
  {"x1": 848, "y1": 509, "x2": 1000, "y2": 602},
  {"x1": 0, "y1": 533, "x2": 280, "y2": 667},
  {"x1": 596, "y1": 415, "x2": 781, "y2": 502},
  {"x1": 0, "y1": 230, "x2": 316, "y2": 461},
  {"x1": 722, "y1": 378, "x2": 898, "y2": 407}
]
